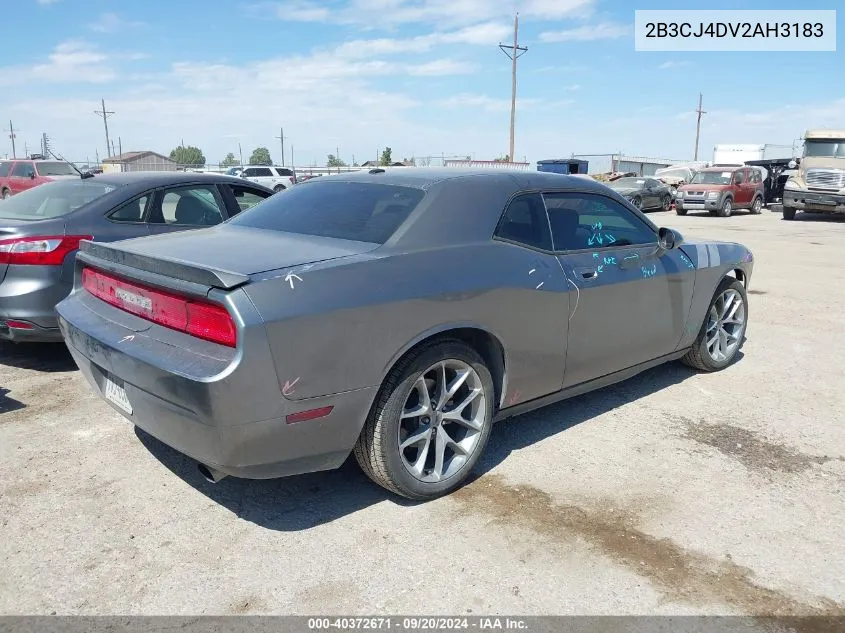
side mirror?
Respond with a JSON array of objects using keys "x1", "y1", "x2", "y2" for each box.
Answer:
[{"x1": 658, "y1": 227, "x2": 683, "y2": 251}]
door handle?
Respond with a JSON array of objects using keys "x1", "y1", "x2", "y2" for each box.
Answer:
[{"x1": 574, "y1": 267, "x2": 598, "y2": 280}]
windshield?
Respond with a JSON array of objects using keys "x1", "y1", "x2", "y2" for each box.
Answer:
[
  {"x1": 35, "y1": 161, "x2": 78, "y2": 176},
  {"x1": 690, "y1": 171, "x2": 733, "y2": 185},
  {"x1": 655, "y1": 169, "x2": 688, "y2": 179},
  {"x1": 0, "y1": 180, "x2": 120, "y2": 219},
  {"x1": 803, "y1": 140, "x2": 845, "y2": 158},
  {"x1": 225, "y1": 167, "x2": 242, "y2": 176},
  {"x1": 611, "y1": 178, "x2": 645, "y2": 188},
  {"x1": 229, "y1": 181, "x2": 425, "y2": 244}
]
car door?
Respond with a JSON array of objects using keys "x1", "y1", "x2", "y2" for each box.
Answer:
[
  {"x1": 543, "y1": 191, "x2": 696, "y2": 388},
  {"x1": 100, "y1": 192, "x2": 153, "y2": 239},
  {"x1": 9, "y1": 161, "x2": 36, "y2": 195},
  {"x1": 146, "y1": 184, "x2": 227, "y2": 236},
  {"x1": 643, "y1": 179, "x2": 661, "y2": 208},
  {"x1": 732, "y1": 169, "x2": 751, "y2": 206}
]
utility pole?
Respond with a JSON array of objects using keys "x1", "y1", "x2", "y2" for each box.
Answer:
[
  {"x1": 693, "y1": 93, "x2": 707, "y2": 161},
  {"x1": 238, "y1": 142, "x2": 244, "y2": 167},
  {"x1": 275, "y1": 128, "x2": 285, "y2": 166},
  {"x1": 118, "y1": 137, "x2": 122, "y2": 157},
  {"x1": 290, "y1": 145, "x2": 294, "y2": 168},
  {"x1": 499, "y1": 13, "x2": 527, "y2": 163},
  {"x1": 8, "y1": 120, "x2": 18, "y2": 158},
  {"x1": 94, "y1": 98, "x2": 114, "y2": 158}
]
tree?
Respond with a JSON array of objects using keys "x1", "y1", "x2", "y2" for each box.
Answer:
[
  {"x1": 326, "y1": 154, "x2": 347, "y2": 167},
  {"x1": 169, "y1": 145, "x2": 205, "y2": 166},
  {"x1": 379, "y1": 147, "x2": 392, "y2": 166},
  {"x1": 249, "y1": 147, "x2": 272, "y2": 166},
  {"x1": 220, "y1": 152, "x2": 239, "y2": 167},
  {"x1": 494, "y1": 154, "x2": 510, "y2": 163}
]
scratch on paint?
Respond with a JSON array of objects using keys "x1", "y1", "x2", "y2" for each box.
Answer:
[
  {"x1": 528, "y1": 268, "x2": 536, "y2": 275},
  {"x1": 118, "y1": 334, "x2": 135, "y2": 344},
  {"x1": 282, "y1": 377, "x2": 301, "y2": 397},
  {"x1": 508, "y1": 389, "x2": 522, "y2": 406},
  {"x1": 679, "y1": 253, "x2": 695, "y2": 269},
  {"x1": 535, "y1": 281, "x2": 544, "y2": 289},
  {"x1": 567, "y1": 278, "x2": 580, "y2": 321},
  {"x1": 285, "y1": 272, "x2": 303, "y2": 289}
]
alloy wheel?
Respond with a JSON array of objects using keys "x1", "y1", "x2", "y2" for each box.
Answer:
[
  {"x1": 397, "y1": 359, "x2": 487, "y2": 483},
  {"x1": 705, "y1": 289, "x2": 745, "y2": 362}
]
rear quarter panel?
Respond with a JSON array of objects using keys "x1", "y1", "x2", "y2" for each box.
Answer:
[{"x1": 243, "y1": 242, "x2": 571, "y2": 406}]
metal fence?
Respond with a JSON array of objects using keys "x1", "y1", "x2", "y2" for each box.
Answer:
[{"x1": 571, "y1": 153, "x2": 687, "y2": 176}]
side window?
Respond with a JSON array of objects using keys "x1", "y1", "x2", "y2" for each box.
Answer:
[
  {"x1": 543, "y1": 192, "x2": 657, "y2": 251},
  {"x1": 256, "y1": 167, "x2": 273, "y2": 177},
  {"x1": 228, "y1": 185, "x2": 270, "y2": 214},
  {"x1": 275, "y1": 168, "x2": 293, "y2": 177},
  {"x1": 647, "y1": 179, "x2": 660, "y2": 188},
  {"x1": 150, "y1": 186, "x2": 225, "y2": 226},
  {"x1": 11, "y1": 162, "x2": 33, "y2": 177},
  {"x1": 733, "y1": 170, "x2": 745, "y2": 185},
  {"x1": 108, "y1": 195, "x2": 150, "y2": 223},
  {"x1": 494, "y1": 193, "x2": 553, "y2": 251}
]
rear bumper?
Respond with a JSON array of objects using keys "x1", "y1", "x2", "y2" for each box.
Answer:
[
  {"x1": 56, "y1": 291, "x2": 376, "y2": 480},
  {"x1": 0, "y1": 266, "x2": 69, "y2": 341},
  {"x1": 783, "y1": 190, "x2": 845, "y2": 213}
]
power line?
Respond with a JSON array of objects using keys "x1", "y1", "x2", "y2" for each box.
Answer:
[
  {"x1": 94, "y1": 98, "x2": 115, "y2": 158},
  {"x1": 693, "y1": 93, "x2": 707, "y2": 161},
  {"x1": 499, "y1": 13, "x2": 527, "y2": 163}
]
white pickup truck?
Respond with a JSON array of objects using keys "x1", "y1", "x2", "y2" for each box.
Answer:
[{"x1": 240, "y1": 166, "x2": 296, "y2": 192}]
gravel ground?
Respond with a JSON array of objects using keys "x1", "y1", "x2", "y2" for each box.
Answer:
[{"x1": 1, "y1": 208, "x2": 844, "y2": 617}]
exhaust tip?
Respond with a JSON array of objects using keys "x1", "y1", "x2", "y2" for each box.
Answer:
[{"x1": 197, "y1": 463, "x2": 227, "y2": 484}]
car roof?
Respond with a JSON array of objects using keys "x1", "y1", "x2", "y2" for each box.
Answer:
[
  {"x1": 90, "y1": 171, "x2": 268, "y2": 188},
  {"x1": 301, "y1": 168, "x2": 611, "y2": 193}
]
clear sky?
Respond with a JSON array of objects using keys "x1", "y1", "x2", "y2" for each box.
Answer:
[{"x1": 2, "y1": 0, "x2": 843, "y2": 166}]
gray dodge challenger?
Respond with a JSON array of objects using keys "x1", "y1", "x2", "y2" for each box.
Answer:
[{"x1": 55, "y1": 169, "x2": 753, "y2": 500}]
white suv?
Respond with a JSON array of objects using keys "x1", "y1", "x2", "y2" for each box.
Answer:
[{"x1": 240, "y1": 166, "x2": 296, "y2": 192}]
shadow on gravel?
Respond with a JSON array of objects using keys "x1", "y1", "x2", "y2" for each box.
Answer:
[
  {"x1": 0, "y1": 387, "x2": 26, "y2": 415},
  {"x1": 788, "y1": 212, "x2": 845, "y2": 223},
  {"x1": 138, "y1": 357, "x2": 708, "y2": 532},
  {"x1": 0, "y1": 342, "x2": 77, "y2": 373}
]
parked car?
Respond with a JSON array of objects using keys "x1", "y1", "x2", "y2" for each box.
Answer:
[
  {"x1": 0, "y1": 172, "x2": 273, "y2": 342},
  {"x1": 674, "y1": 166, "x2": 765, "y2": 217},
  {"x1": 240, "y1": 166, "x2": 296, "y2": 192},
  {"x1": 0, "y1": 159, "x2": 79, "y2": 198},
  {"x1": 55, "y1": 170, "x2": 753, "y2": 499},
  {"x1": 654, "y1": 165, "x2": 698, "y2": 196},
  {"x1": 607, "y1": 177, "x2": 673, "y2": 211}
]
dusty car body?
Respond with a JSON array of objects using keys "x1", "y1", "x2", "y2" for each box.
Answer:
[
  {"x1": 782, "y1": 129, "x2": 845, "y2": 220},
  {"x1": 56, "y1": 170, "x2": 753, "y2": 499},
  {"x1": 607, "y1": 177, "x2": 672, "y2": 211},
  {"x1": 675, "y1": 166, "x2": 765, "y2": 217}
]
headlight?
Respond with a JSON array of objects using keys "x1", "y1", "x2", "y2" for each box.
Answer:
[
  {"x1": 675, "y1": 190, "x2": 684, "y2": 198},
  {"x1": 707, "y1": 191, "x2": 720, "y2": 199}
]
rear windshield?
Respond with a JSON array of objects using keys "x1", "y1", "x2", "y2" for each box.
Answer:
[
  {"x1": 0, "y1": 161, "x2": 10, "y2": 178},
  {"x1": 0, "y1": 180, "x2": 120, "y2": 219},
  {"x1": 690, "y1": 171, "x2": 734, "y2": 185},
  {"x1": 229, "y1": 181, "x2": 425, "y2": 244},
  {"x1": 34, "y1": 161, "x2": 77, "y2": 176}
]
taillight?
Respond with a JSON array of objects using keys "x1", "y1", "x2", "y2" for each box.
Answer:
[
  {"x1": 0, "y1": 235, "x2": 92, "y2": 265},
  {"x1": 81, "y1": 267, "x2": 237, "y2": 347}
]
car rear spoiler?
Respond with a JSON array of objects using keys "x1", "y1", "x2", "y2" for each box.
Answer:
[{"x1": 77, "y1": 240, "x2": 250, "y2": 290}]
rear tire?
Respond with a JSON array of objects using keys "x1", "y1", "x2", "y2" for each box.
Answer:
[
  {"x1": 661, "y1": 195, "x2": 671, "y2": 211},
  {"x1": 682, "y1": 277, "x2": 748, "y2": 372},
  {"x1": 750, "y1": 196, "x2": 763, "y2": 214},
  {"x1": 631, "y1": 196, "x2": 642, "y2": 210},
  {"x1": 273, "y1": 185, "x2": 285, "y2": 193},
  {"x1": 0, "y1": 188, "x2": 10, "y2": 199},
  {"x1": 782, "y1": 206, "x2": 797, "y2": 220},
  {"x1": 354, "y1": 340, "x2": 495, "y2": 500},
  {"x1": 717, "y1": 198, "x2": 733, "y2": 217}
]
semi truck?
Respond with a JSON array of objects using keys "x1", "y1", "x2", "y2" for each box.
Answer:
[{"x1": 782, "y1": 129, "x2": 845, "y2": 220}]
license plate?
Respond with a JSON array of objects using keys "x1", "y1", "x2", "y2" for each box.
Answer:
[{"x1": 104, "y1": 375, "x2": 133, "y2": 415}]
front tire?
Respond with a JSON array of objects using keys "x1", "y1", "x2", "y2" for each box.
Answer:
[
  {"x1": 354, "y1": 340, "x2": 494, "y2": 500},
  {"x1": 717, "y1": 198, "x2": 733, "y2": 217},
  {"x1": 675, "y1": 206, "x2": 687, "y2": 216},
  {"x1": 782, "y1": 206, "x2": 797, "y2": 220},
  {"x1": 631, "y1": 196, "x2": 642, "y2": 210},
  {"x1": 682, "y1": 277, "x2": 748, "y2": 372},
  {"x1": 661, "y1": 195, "x2": 671, "y2": 211}
]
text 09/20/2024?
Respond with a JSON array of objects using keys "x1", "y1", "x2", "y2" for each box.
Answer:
[{"x1": 634, "y1": 10, "x2": 836, "y2": 51}]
